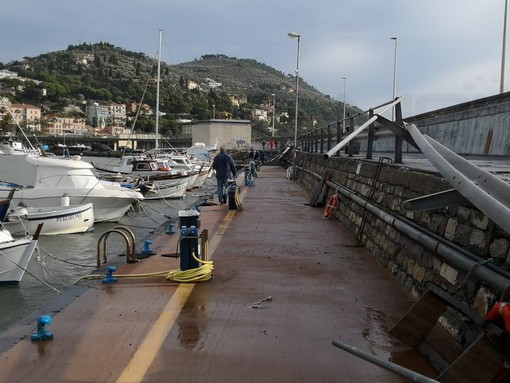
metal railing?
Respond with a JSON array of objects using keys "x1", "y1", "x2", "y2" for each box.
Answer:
[{"x1": 297, "y1": 98, "x2": 406, "y2": 163}]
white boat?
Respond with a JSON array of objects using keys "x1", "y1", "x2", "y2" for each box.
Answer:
[
  {"x1": 0, "y1": 192, "x2": 40, "y2": 285},
  {"x1": 6, "y1": 202, "x2": 94, "y2": 236},
  {"x1": 0, "y1": 155, "x2": 144, "y2": 222},
  {"x1": 191, "y1": 166, "x2": 212, "y2": 189},
  {"x1": 93, "y1": 156, "x2": 191, "y2": 200},
  {"x1": 0, "y1": 139, "x2": 39, "y2": 156}
]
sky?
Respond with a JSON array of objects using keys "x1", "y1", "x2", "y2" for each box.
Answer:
[{"x1": 2, "y1": 1, "x2": 508, "y2": 117}]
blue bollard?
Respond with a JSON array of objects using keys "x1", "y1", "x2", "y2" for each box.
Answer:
[
  {"x1": 166, "y1": 223, "x2": 175, "y2": 234},
  {"x1": 31, "y1": 315, "x2": 54, "y2": 341},
  {"x1": 102, "y1": 265, "x2": 118, "y2": 284},
  {"x1": 142, "y1": 239, "x2": 155, "y2": 255}
]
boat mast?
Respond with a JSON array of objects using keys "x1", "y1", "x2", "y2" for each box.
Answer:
[{"x1": 155, "y1": 29, "x2": 162, "y2": 152}]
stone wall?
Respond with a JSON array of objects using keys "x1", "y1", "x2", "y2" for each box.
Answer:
[{"x1": 297, "y1": 152, "x2": 510, "y2": 344}]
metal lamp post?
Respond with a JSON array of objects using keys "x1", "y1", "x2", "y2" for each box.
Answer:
[
  {"x1": 271, "y1": 93, "x2": 276, "y2": 137},
  {"x1": 342, "y1": 76, "x2": 347, "y2": 133},
  {"x1": 391, "y1": 37, "x2": 398, "y2": 120},
  {"x1": 502, "y1": 0, "x2": 508, "y2": 93},
  {"x1": 288, "y1": 31, "x2": 301, "y2": 180}
]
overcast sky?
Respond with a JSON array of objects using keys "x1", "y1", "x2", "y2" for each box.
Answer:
[{"x1": 2, "y1": 1, "x2": 508, "y2": 117}]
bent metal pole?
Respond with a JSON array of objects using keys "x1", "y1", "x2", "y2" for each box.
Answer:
[
  {"x1": 323, "y1": 97, "x2": 404, "y2": 159},
  {"x1": 332, "y1": 340, "x2": 440, "y2": 383}
]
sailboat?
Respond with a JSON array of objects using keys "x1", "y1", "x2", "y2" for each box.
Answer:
[{"x1": 93, "y1": 29, "x2": 192, "y2": 199}]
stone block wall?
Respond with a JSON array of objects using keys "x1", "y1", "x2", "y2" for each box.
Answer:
[{"x1": 297, "y1": 152, "x2": 510, "y2": 344}]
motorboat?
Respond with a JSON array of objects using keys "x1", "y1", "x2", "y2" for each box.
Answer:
[
  {"x1": 93, "y1": 155, "x2": 191, "y2": 200},
  {"x1": 0, "y1": 138, "x2": 39, "y2": 156},
  {"x1": 0, "y1": 191, "x2": 40, "y2": 285},
  {"x1": 6, "y1": 201, "x2": 94, "y2": 236},
  {"x1": 0, "y1": 155, "x2": 144, "y2": 222}
]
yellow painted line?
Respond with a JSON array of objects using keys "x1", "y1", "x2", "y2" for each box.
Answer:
[
  {"x1": 116, "y1": 283, "x2": 194, "y2": 383},
  {"x1": 116, "y1": 186, "x2": 247, "y2": 382}
]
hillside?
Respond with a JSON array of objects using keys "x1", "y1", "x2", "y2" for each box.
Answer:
[{"x1": 0, "y1": 43, "x2": 362, "y2": 138}]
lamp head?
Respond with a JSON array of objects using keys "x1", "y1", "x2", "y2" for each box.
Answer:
[{"x1": 288, "y1": 32, "x2": 301, "y2": 39}]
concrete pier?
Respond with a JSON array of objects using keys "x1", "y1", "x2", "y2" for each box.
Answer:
[{"x1": 0, "y1": 166, "x2": 436, "y2": 382}]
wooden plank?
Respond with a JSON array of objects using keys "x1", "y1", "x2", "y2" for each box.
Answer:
[
  {"x1": 390, "y1": 290, "x2": 447, "y2": 347},
  {"x1": 438, "y1": 334, "x2": 505, "y2": 383}
]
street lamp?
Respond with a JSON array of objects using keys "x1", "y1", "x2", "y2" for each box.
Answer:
[
  {"x1": 342, "y1": 76, "x2": 347, "y2": 133},
  {"x1": 288, "y1": 31, "x2": 301, "y2": 180},
  {"x1": 391, "y1": 37, "x2": 398, "y2": 120},
  {"x1": 501, "y1": 0, "x2": 508, "y2": 93},
  {"x1": 212, "y1": 104, "x2": 215, "y2": 120},
  {"x1": 271, "y1": 93, "x2": 276, "y2": 137}
]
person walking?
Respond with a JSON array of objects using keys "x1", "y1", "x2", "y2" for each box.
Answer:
[{"x1": 212, "y1": 147, "x2": 236, "y2": 204}]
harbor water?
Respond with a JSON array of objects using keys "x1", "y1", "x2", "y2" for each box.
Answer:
[{"x1": 0, "y1": 155, "x2": 215, "y2": 332}]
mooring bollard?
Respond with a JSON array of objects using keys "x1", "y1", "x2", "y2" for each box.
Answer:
[
  {"x1": 142, "y1": 239, "x2": 155, "y2": 255},
  {"x1": 31, "y1": 315, "x2": 54, "y2": 341},
  {"x1": 166, "y1": 223, "x2": 175, "y2": 234},
  {"x1": 102, "y1": 265, "x2": 118, "y2": 284}
]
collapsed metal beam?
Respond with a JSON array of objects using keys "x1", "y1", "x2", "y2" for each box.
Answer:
[
  {"x1": 332, "y1": 340, "x2": 440, "y2": 383},
  {"x1": 407, "y1": 123, "x2": 510, "y2": 235},
  {"x1": 403, "y1": 189, "x2": 471, "y2": 211},
  {"x1": 376, "y1": 115, "x2": 420, "y2": 150},
  {"x1": 324, "y1": 97, "x2": 404, "y2": 159}
]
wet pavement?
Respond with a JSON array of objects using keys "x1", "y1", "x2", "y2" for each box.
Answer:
[{"x1": 0, "y1": 165, "x2": 436, "y2": 382}]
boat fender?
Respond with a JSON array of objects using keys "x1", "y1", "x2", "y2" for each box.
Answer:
[
  {"x1": 61, "y1": 193, "x2": 70, "y2": 207},
  {"x1": 323, "y1": 194, "x2": 339, "y2": 220}
]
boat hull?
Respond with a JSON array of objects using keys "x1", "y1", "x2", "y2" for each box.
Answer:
[
  {"x1": 0, "y1": 231, "x2": 37, "y2": 285},
  {"x1": 141, "y1": 176, "x2": 189, "y2": 200},
  {"x1": 191, "y1": 168, "x2": 211, "y2": 188},
  {"x1": 6, "y1": 203, "x2": 94, "y2": 235}
]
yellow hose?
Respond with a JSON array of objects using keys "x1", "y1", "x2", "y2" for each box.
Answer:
[
  {"x1": 74, "y1": 251, "x2": 213, "y2": 284},
  {"x1": 166, "y1": 250, "x2": 213, "y2": 282}
]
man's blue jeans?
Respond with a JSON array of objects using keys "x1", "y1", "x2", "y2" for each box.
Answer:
[{"x1": 216, "y1": 177, "x2": 227, "y2": 203}]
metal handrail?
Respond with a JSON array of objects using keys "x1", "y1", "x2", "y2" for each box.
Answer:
[{"x1": 96, "y1": 227, "x2": 137, "y2": 267}]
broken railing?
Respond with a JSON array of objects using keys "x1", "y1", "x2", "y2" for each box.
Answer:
[
  {"x1": 301, "y1": 95, "x2": 510, "y2": 236},
  {"x1": 299, "y1": 97, "x2": 407, "y2": 163}
]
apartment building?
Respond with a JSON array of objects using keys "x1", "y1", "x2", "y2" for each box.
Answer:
[
  {"x1": 44, "y1": 114, "x2": 88, "y2": 136},
  {"x1": 8, "y1": 103, "x2": 42, "y2": 131},
  {"x1": 86, "y1": 102, "x2": 127, "y2": 127}
]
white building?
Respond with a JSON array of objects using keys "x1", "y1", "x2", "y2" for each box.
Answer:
[
  {"x1": 185, "y1": 119, "x2": 251, "y2": 149},
  {"x1": 86, "y1": 102, "x2": 126, "y2": 127}
]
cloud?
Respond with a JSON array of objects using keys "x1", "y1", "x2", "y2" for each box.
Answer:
[{"x1": 1, "y1": 0, "x2": 509, "y2": 118}]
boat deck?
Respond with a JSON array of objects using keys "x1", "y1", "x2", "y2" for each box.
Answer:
[{"x1": 0, "y1": 166, "x2": 437, "y2": 382}]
